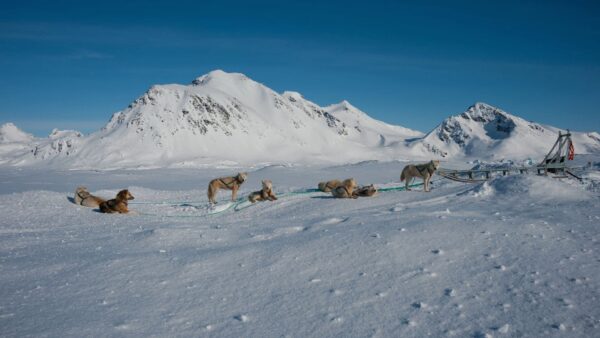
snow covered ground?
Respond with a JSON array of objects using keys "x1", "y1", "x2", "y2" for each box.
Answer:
[{"x1": 1, "y1": 159, "x2": 599, "y2": 337}]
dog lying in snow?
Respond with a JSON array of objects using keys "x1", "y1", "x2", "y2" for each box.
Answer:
[
  {"x1": 353, "y1": 184, "x2": 378, "y2": 197},
  {"x1": 248, "y1": 180, "x2": 278, "y2": 203},
  {"x1": 318, "y1": 179, "x2": 342, "y2": 192},
  {"x1": 99, "y1": 189, "x2": 135, "y2": 214},
  {"x1": 331, "y1": 178, "x2": 358, "y2": 199},
  {"x1": 207, "y1": 172, "x2": 248, "y2": 204},
  {"x1": 400, "y1": 160, "x2": 440, "y2": 192},
  {"x1": 74, "y1": 186, "x2": 106, "y2": 208}
]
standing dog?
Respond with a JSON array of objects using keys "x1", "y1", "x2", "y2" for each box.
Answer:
[
  {"x1": 74, "y1": 186, "x2": 106, "y2": 208},
  {"x1": 400, "y1": 160, "x2": 440, "y2": 192},
  {"x1": 331, "y1": 178, "x2": 358, "y2": 199},
  {"x1": 207, "y1": 172, "x2": 248, "y2": 204},
  {"x1": 353, "y1": 184, "x2": 378, "y2": 197},
  {"x1": 318, "y1": 179, "x2": 342, "y2": 193},
  {"x1": 248, "y1": 180, "x2": 278, "y2": 203},
  {"x1": 99, "y1": 189, "x2": 135, "y2": 214}
]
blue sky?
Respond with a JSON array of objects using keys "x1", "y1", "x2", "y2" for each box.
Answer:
[{"x1": 1, "y1": 0, "x2": 599, "y2": 136}]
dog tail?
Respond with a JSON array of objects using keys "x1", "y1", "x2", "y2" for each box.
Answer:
[{"x1": 400, "y1": 171, "x2": 405, "y2": 182}]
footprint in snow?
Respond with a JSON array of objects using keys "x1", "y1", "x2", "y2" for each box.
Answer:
[
  {"x1": 473, "y1": 331, "x2": 493, "y2": 338},
  {"x1": 444, "y1": 288, "x2": 455, "y2": 297},
  {"x1": 234, "y1": 314, "x2": 249, "y2": 322},
  {"x1": 329, "y1": 289, "x2": 344, "y2": 296},
  {"x1": 558, "y1": 298, "x2": 574, "y2": 308},
  {"x1": 401, "y1": 318, "x2": 417, "y2": 326},
  {"x1": 114, "y1": 321, "x2": 132, "y2": 330},
  {"x1": 569, "y1": 277, "x2": 589, "y2": 284},
  {"x1": 330, "y1": 316, "x2": 344, "y2": 324},
  {"x1": 496, "y1": 324, "x2": 510, "y2": 334}
]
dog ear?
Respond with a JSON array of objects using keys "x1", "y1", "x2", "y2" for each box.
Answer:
[{"x1": 117, "y1": 189, "x2": 127, "y2": 199}]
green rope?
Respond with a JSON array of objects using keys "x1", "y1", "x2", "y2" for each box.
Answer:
[
  {"x1": 130, "y1": 200, "x2": 205, "y2": 205},
  {"x1": 378, "y1": 182, "x2": 424, "y2": 192},
  {"x1": 135, "y1": 181, "x2": 434, "y2": 218},
  {"x1": 130, "y1": 188, "x2": 322, "y2": 206}
]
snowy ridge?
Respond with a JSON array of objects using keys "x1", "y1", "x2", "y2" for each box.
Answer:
[{"x1": 414, "y1": 102, "x2": 600, "y2": 159}]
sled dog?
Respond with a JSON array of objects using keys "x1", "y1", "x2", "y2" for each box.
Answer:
[
  {"x1": 331, "y1": 178, "x2": 358, "y2": 199},
  {"x1": 400, "y1": 160, "x2": 440, "y2": 192},
  {"x1": 74, "y1": 186, "x2": 106, "y2": 208},
  {"x1": 318, "y1": 179, "x2": 342, "y2": 193},
  {"x1": 99, "y1": 189, "x2": 135, "y2": 214},
  {"x1": 207, "y1": 172, "x2": 248, "y2": 204},
  {"x1": 248, "y1": 180, "x2": 278, "y2": 203},
  {"x1": 353, "y1": 184, "x2": 378, "y2": 197}
]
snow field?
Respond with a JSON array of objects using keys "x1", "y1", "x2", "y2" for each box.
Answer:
[{"x1": 0, "y1": 163, "x2": 599, "y2": 337}]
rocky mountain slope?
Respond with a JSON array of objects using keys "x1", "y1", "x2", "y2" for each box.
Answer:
[{"x1": 413, "y1": 102, "x2": 600, "y2": 159}]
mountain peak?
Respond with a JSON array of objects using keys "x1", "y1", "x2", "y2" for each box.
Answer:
[
  {"x1": 339, "y1": 100, "x2": 356, "y2": 110},
  {"x1": 191, "y1": 69, "x2": 249, "y2": 86},
  {"x1": 470, "y1": 102, "x2": 497, "y2": 110},
  {"x1": 461, "y1": 102, "x2": 512, "y2": 123}
]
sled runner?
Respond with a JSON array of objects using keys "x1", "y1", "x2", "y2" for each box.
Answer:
[{"x1": 437, "y1": 131, "x2": 582, "y2": 183}]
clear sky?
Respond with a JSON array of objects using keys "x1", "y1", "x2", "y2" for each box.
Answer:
[{"x1": 1, "y1": 0, "x2": 599, "y2": 137}]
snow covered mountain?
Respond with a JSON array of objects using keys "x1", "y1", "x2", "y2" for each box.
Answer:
[
  {"x1": 0, "y1": 70, "x2": 424, "y2": 169},
  {"x1": 0, "y1": 123, "x2": 36, "y2": 166},
  {"x1": 0, "y1": 123, "x2": 34, "y2": 143},
  {"x1": 1, "y1": 72, "x2": 599, "y2": 169},
  {"x1": 413, "y1": 102, "x2": 600, "y2": 160}
]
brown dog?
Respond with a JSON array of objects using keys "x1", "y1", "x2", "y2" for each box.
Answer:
[
  {"x1": 207, "y1": 172, "x2": 248, "y2": 204},
  {"x1": 401, "y1": 160, "x2": 440, "y2": 192},
  {"x1": 331, "y1": 178, "x2": 358, "y2": 199},
  {"x1": 318, "y1": 179, "x2": 342, "y2": 192},
  {"x1": 99, "y1": 189, "x2": 135, "y2": 214},
  {"x1": 248, "y1": 180, "x2": 278, "y2": 203},
  {"x1": 353, "y1": 184, "x2": 378, "y2": 197},
  {"x1": 74, "y1": 186, "x2": 106, "y2": 208}
]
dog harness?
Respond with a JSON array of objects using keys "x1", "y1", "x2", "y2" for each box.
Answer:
[
  {"x1": 76, "y1": 191, "x2": 90, "y2": 206},
  {"x1": 416, "y1": 164, "x2": 435, "y2": 176},
  {"x1": 219, "y1": 179, "x2": 234, "y2": 188},
  {"x1": 219, "y1": 175, "x2": 244, "y2": 188},
  {"x1": 341, "y1": 186, "x2": 352, "y2": 197}
]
